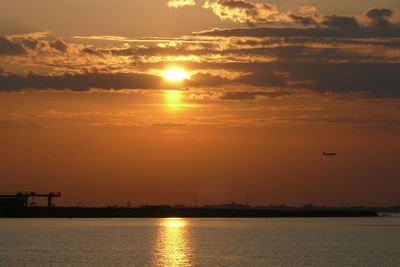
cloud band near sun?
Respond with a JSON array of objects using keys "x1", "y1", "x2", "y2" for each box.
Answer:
[{"x1": 0, "y1": 4, "x2": 399, "y2": 98}]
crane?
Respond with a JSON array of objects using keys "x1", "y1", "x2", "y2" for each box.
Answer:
[{"x1": 8, "y1": 192, "x2": 62, "y2": 207}]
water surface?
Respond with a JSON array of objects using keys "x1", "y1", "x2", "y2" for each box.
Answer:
[{"x1": 0, "y1": 217, "x2": 399, "y2": 266}]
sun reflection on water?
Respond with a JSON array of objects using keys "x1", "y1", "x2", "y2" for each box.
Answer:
[{"x1": 153, "y1": 218, "x2": 192, "y2": 266}]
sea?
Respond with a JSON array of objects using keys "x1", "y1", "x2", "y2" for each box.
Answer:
[{"x1": 0, "y1": 217, "x2": 399, "y2": 266}]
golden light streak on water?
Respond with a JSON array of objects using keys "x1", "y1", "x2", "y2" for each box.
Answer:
[{"x1": 153, "y1": 218, "x2": 192, "y2": 266}]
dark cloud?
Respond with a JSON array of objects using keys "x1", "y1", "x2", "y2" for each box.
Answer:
[
  {"x1": 0, "y1": 36, "x2": 27, "y2": 56},
  {"x1": 82, "y1": 47, "x2": 103, "y2": 57},
  {"x1": 287, "y1": 62, "x2": 400, "y2": 97},
  {"x1": 184, "y1": 73, "x2": 232, "y2": 87},
  {"x1": 109, "y1": 47, "x2": 135, "y2": 56},
  {"x1": 195, "y1": 7, "x2": 399, "y2": 37},
  {"x1": 235, "y1": 70, "x2": 287, "y2": 87},
  {"x1": 224, "y1": 46, "x2": 345, "y2": 62},
  {"x1": 1, "y1": 60, "x2": 399, "y2": 98},
  {"x1": 321, "y1": 15, "x2": 360, "y2": 30},
  {"x1": 20, "y1": 38, "x2": 39, "y2": 50},
  {"x1": 287, "y1": 13, "x2": 316, "y2": 27},
  {"x1": 286, "y1": 13, "x2": 360, "y2": 30},
  {"x1": 0, "y1": 72, "x2": 163, "y2": 91},
  {"x1": 49, "y1": 39, "x2": 68, "y2": 52},
  {"x1": 366, "y1": 8, "x2": 394, "y2": 27},
  {"x1": 193, "y1": 25, "x2": 400, "y2": 38},
  {"x1": 218, "y1": 0, "x2": 254, "y2": 9},
  {"x1": 136, "y1": 43, "x2": 386, "y2": 67},
  {"x1": 203, "y1": 0, "x2": 399, "y2": 33},
  {"x1": 130, "y1": 36, "x2": 399, "y2": 63},
  {"x1": 235, "y1": 36, "x2": 400, "y2": 49},
  {"x1": 203, "y1": 0, "x2": 278, "y2": 24},
  {"x1": 181, "y1": 61, "x2": 400, "y2": 97},
  {"x1": 220, "y1": 91, "x2": 292, "y2": 100}
]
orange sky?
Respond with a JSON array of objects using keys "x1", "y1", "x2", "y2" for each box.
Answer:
[{"x1": 0, "y1": 0, "x2": 399, "y2": 206}]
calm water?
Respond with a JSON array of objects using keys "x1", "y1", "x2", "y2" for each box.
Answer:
[{"x1": 0, "y1": 217, "x2": 399, "y2": 266}]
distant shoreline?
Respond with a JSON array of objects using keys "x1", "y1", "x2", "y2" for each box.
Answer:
[{"x1": 0, "y1": 207, "x2": 378, "y2": 218}]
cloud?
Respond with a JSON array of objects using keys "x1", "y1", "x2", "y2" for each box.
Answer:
[
  {"x1": 298, "y1": 6, "x2": 317, "y2": 16},
  {"x1": 220, "y1": 91, "x2": 292, "y2": 100},
  {"x1": 235, "y1": 70, "x2": 287, "y2": 87},
  {"x1": 193, "y1": 24, "x2": 400, "y2": 38},
  {"x1": 203, "y1": 0, "x2": 278, "y2": 24},
  {"x1": 81, "y1": 47, "x2": 103, "y2": 57},
  {"x1": 286, "y1": 13, "x2": 316, "y2": 27},
  {"x1": 184, "y1": 73, "x2": 232, "y2": 87},
  {"x1": 0, "y1": 36, "x2": 27, "y2": 56},
  {"x1": 6, "y1": 31, "x2": 50, "y2": 40},
  {"x1": 201, "y1": 1, "x2": 399, "y2": 32},
  {"x1": 3, "y1": 34, "x2": 72, "y2": 55},
  {"x1": 1, "y1": 6, "x2": 399, "y2": 100},
  {"x1": 74, "y1": 35, "x2": 132, "y2": 42},
  {"x1": 181, "y1": 62, "x2": 400, "y2": 97},
  {"x1": 49, "y1": 39, "x2": 68, "y2": 52},
  {"x1": 167, "y1": 0, "x2": 196, "y2": 8},
  {"x1": 20, "y1": 38, "x2": 39, "y2": 50},
  {"x1": 287, "y1": 8, "x2": 398, "y2": 30},
  {"x1": 1, "y1": 60, "x2": 399, "y2": 98},
  {"x1": 0, "y1": 72, "x2": 164, "y2": 92},
  {"x1": 321, "y1": 15, "x2": 360, "y2": 30},
  {"x1": 282, "y1": 13, "x2": 361, "y2": 30},
  {"x1": 366, "y1": 8, "x2": 394, "y2": 27},
  {"x1": 282, "y1": 62, "x2": 400, "y2": 97}
]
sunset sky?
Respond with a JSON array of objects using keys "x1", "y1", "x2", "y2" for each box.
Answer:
[{"x1": 1, "y1": 0, "x2": 399, "y2": 207}]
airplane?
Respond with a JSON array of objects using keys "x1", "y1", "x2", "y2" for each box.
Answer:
[{"x1": 323, "y1": 152, "x2": 337, "y2": 156}]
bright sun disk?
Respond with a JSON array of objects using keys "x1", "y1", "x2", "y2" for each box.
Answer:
[{"x1": 163, "y1": 68, "x2": 189, "y2": 81}]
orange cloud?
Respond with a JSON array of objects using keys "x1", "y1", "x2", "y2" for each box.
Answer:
[
  {"x1": 203, "y1": 0, "x2": 278, "y2": 24},
  {"x1": 167, "y1": 0, "x2": 196, "y2": 8}
]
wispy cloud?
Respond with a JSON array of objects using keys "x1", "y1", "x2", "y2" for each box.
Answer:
[
  {"x1": 6, "y1": 31, "x2": 50, "y2": 40},
  {"x1": 167, "y1": 0, "x2": 196, "y2": 8}
]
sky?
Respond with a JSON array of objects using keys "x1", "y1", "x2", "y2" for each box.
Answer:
[{"x1": 0, "y1": 0, "x2": 399, "y2": 207}]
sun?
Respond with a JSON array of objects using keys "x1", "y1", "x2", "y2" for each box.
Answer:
[{"x1": 163, "y1": 68, "x2": 190, "y2": 81}]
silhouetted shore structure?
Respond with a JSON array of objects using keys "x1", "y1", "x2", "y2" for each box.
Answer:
[
  {"x1": 0, "y1": 205, "x2": 378, "y2": 218},
  {"x1": 0, "y1": 192, "x2": 61, "y2": 208},
  {"x1": 0, "y1": 192, "x2": 388, "y2": 218}
]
